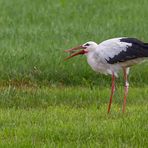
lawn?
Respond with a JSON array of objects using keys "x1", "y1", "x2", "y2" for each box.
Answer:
[
  {"x1": 0, "y1": 0, "x2": 148, "y2": 85},
  {"x1": 0, "y1": 86, "x2": 148, "y2": 147},
  {"x1": 0, "y1": 0, "x2": 148, "y2": 147}
]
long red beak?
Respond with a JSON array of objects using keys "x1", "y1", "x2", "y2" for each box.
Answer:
[{"x1": 64, "y1": 45, "x2": 86, "y2": 61}]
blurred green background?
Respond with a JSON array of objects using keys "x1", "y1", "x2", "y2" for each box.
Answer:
[{"x1": 0, "y1": 0, "x2": 148, "y2": 86}]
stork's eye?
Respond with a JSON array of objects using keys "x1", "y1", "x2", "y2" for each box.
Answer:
[{"x1": 85, "y1": 43, "x2": 90, "y2": 46}]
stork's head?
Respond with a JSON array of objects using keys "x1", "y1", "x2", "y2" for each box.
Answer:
[{"x1": 64, "y1": 41, "x2": 98, "y2": 61}]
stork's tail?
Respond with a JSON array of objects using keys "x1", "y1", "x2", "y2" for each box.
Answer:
[
  {"x1": 143, "y1": 43, "x2": 148, "y2": 56},
  {"x1": 143, "y1": 43, "x2": 148, "y2": 47}
]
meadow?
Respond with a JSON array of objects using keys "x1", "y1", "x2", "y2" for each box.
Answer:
[{"x1": 0, "y1": 0, "x2": 148, "y2": 147}]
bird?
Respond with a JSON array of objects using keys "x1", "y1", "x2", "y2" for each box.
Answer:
[{"x1": 64, "y1": 37, "x2": 148, "y2": 113}]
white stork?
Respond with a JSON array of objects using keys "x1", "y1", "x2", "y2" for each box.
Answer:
[{"x1": 64, "y1": 37, "x2": 148, "y2": 113}]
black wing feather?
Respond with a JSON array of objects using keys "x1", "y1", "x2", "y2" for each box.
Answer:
[{"x1": 107, "y1": 38, "x2": 148, "y2": 64}]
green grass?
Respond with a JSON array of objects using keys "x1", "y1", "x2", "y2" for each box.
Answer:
[
  {"x1": 0, "y1": 86, "x2": 148, "y2": 109},
  {"x1": 0, "y1": 0, "x2": 148, "y2": 147},
  {"x1": 0, "y1": 0, "x2": 148, "y2": 85},
  {"x1": 0, "y1": 86, "x2": 148, "y2": 147},
  {"x1": 0, "y1": 105, "x2": 147, "y2": 147}
]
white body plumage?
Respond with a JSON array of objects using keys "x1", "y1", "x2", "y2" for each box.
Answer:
[{"x1": 85, "y1": 37, "x2": 145, "y2": 77}]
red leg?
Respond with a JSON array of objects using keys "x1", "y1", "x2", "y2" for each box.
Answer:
[
  {"x1": 122, "y1": 68, "x2": 129, "y2": 113},
  {"x1": 107, "y1": 73, "x2": 115, "y2": 113}
]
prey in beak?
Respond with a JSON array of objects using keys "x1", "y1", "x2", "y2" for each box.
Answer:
[{"x1": 64, "y1": 45, "x2": 87, "y2": 61}]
